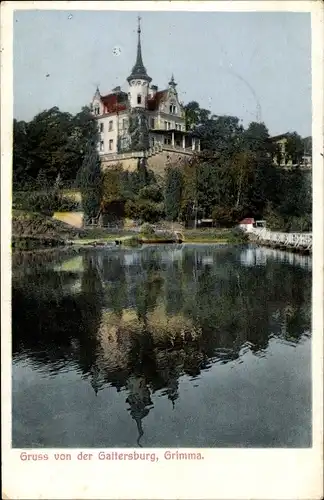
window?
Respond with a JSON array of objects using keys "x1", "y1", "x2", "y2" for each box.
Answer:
[
  {"x1": 164, "y1": 136, "x2": 172, "y2": 145},
  {"x1": 169, "y1": 104, "x2": 177, "y2": 114},
  {"x1": 99, "y1": 141, "x2": 104, "y2": 152},
  {"x1": 164, "y1": 121, "x2": 168, "y2": 130},
  {"x1": 109, "y1": 139, "x2": 113, "y2": 151},
  {"x1": 94, "y1": 105, "x2": 100, "y2": 116},
  {"x1": 99, "y1": 123, "x2": 104, "y2": 133},
  {"x1": 108, "y1": 121, "x2": 113, "y2": 131},
  {"x1": 137, "y1": 94, "x2": 142, "y2": 105},
  {"x1": 122, "y1": 118, "x2": 127, "y2": 130},
  {"x1": 150, "y1": 118, "x2": 155, "y2": 129}
]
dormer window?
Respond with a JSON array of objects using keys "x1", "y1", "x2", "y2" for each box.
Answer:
[
  {"x1": 137, "y1": 94, "x2": 142, "y2": 105},
  {"x1": 94, "y1": 104, "x2": 100, "y2": 116}
]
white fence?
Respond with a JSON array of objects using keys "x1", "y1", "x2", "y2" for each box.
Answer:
[{"x1": 250, "y1": 228, "x2": 312, "y2": 251}]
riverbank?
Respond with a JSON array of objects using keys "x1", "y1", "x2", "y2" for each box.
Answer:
[{"x1": 12, "y1": 211, "x2": 248, "y2": 251}]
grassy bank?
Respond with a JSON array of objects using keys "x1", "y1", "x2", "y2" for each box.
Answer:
[
  {"x1": 12, "y1": 210, "x2": 133, "y2": 249},
  {"x1": 12, "y1": 211, "x2": 248, "y2": 251},
  {"x1": 183, "y1": 228, "x2": 248, "y2": 244}
]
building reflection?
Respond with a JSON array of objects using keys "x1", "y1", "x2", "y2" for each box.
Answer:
[
  {"x1": 12, "y1": 245, "x2": 312, "y2": 445},
  {"x1": 126, "y1": 375, "x2": 154, "y2": 446}
]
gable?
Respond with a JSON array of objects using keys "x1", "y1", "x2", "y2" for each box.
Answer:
[{"x1": 156, "y1": 89, "x2": 183, "y2": 116}]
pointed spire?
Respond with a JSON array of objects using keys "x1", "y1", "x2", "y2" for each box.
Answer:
[
  {"x1": 127, "y1": 17, "x2": 152, "y2": 83},
  {"x1": 169, "y1": 74, "x2": 177, "y2": 88},
  {"x1": 94, "y1": 84, "x2": 100, "y2": 98}
]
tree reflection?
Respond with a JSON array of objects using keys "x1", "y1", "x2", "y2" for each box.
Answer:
[{"x1": 12, "y1": 245, "x2": 311, "y2": 444}]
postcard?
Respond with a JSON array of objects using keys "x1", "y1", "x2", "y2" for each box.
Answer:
[{"x1": 1, "y1": 1, "x2": 323, "y2": 499}]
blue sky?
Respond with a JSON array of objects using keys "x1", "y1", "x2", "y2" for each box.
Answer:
[{"x1": 13, "y1": 10, "x2": 311, "y2": 137}]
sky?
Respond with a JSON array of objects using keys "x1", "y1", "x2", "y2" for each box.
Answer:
[{"x1": 13, "y1": 9, "x2": 312, "y2": 137}]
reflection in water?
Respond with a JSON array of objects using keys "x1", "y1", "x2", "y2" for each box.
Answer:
[
  {"x1": 126, "y1": 376, "x2": 154, "y2": 447},
  {"x1": 240, "y1": 246, "x2": 312, "y2": 269},
  {"x1": 12, "y1": 244, "x2": 312, "y2": 448}
]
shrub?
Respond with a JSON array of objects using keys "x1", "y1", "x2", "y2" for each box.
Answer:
[
  {"x1": 140, "y1": 223, "x2": 155, "y2": 236},
  {"x1": 13, "y1": 190, "x2": 80, "y2": 215},
  {"x1": 138, "y1": 184, "x2": 163, "y2": 203},
  {"x1": 14, "y1": 191, "x2": 60, "y2": 216},
  {"x1": 124, "y1": 200, "x2": 140, "y2": 220},
  {"x1": 55, "y1": 197, "x2": 80, "y2": 212},
  {"x1": 211, "y1": 206, "x2": 239, "y2": 227}
]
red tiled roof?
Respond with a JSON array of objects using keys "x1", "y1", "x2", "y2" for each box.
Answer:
[
  {"x1": 147, "y1": 90, "x2": 168, "y2": 111},
  {"x1": 240, "y1": 218, "x2": 255, "y2": 225},
  {"x1": 100, "y1": 93, "x2": 128, "y2": 113}
]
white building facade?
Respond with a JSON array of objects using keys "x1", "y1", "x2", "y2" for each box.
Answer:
[{"x1": 90, "y1": 18, "x2": 200, "y2": 158}]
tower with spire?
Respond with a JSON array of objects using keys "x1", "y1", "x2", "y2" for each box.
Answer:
[
  {"x1": 127, "y1": 16, "x2": 152, "y2": 110},
  {"x1": 90, "y1": 17, "x2": 200, "y2": 161}
]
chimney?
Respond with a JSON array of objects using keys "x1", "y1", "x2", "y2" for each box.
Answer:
[{"x1": 150, "y1": 85, "x2": 158, "y2": 98}]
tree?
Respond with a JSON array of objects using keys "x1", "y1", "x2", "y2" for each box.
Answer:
[
  {"x1": 13, "y1": 119, "x2": 30, "y2": 188},
  {"x1": 228, "y1": 152, "x2": 254, "y2": 210},
  {"x1": 26, "y1": 107, "x2": 75, "y2": 182},
  {"x1": 184, "y1": 101, "x2": 211, "y2": 130},
  {"x1": 100, "y1": 165, "x2": 126, "y2": 222},
  {"x1": 164, "y1": 166, "x2": 183, "y2": 221},
  {"x1": 138, "y1": 184, "x2": 163, "y2": 203},
  {"x1": 128, "y1": 110, "x2": 150, "y2": 152},
  {"x1": 285, "y1": 132, "x2": 305, "y2": 165},
  {"x1": 179, "y1": 157, "x2": 198, "y2": 225},
  {"x1": 194, "y1": 115, "x2": 244, "y2": 156},
  {"x1": 13, "y1": 106, "x2": 99, "y2": 190},
  {"x1": 242, "y1": 122, "x2": 271, "y2": 154},
  {"x1": 79, "y1": 125, "x2": 102, "y2": 224}
]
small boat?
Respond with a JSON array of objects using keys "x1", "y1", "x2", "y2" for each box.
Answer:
[{"x1": 138, "y1": 239, "x2": 178, "y2": 244}]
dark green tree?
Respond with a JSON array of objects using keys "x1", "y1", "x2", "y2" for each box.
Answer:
[
  {"x1": 242, "y1": 122, "x2": 272, "y2": 154},
  {"x1": 13, "y1": 119, "x2": 30, "y2": 188},
  {"x1": 195, "y1": 115, "x2": 244, "y2": 156},
  {"x1": 128, "y1": 110, "x2": 150, "y2": 152},
  {"x1": 164, "y1": 166, "x2": 183, "y2": 221},
  {"x1": 184, "y1": 101, "x2": 211, "y2": 130},
  {"x1": 285, "y1": 132, "x2": 305, "y2": 165},
  {"x1": 78, "y1": 121, "x2": 102, "y2": 224},
  {"x1": 13, "y1": 106, "x2": 99, "y2": 189}
]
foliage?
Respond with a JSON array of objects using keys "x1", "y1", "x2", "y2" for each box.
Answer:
[
  {"x1": 164, "y1": 166, "x2": 183, "y2": 221},
  {"x1": 78, "y1": 124, "x2": 102, "y2": 223},
  {"x1": 101, "y1": 165, "x2": 124, "y2": 206},
  {"x1": 13, "y1": 102, "x2": 311, "y2": 231},
  {"x1": 194, "y1": 115, "x2": 244, "y2": 155},
  {"x1": 13, "y1": 190, "x2": 61, "y2": 216},
  {"x1": 138, "y1": 184, "x2": 163, "y2": 203},
  {"x1": 211, "y1": 206, "x2": 244, "y2": 227},
  {"x1": 128, "y1": 110, "x2": 150, "y2": 152},
  {"x1": 285, "y1": 132, "x2": 305, "y2": 165},
  {"x1": 184, "y1": 101, "x2": 211, "y2": 130},
  {"x1": 13, "y1": 107, "x2": 97, "y2": 190},
  {"x1": 136, "y1": 200, "x2": 164, "y2": 223},
  {"x1": 140, "y1": 223, "x2": 155, "y2": 236}
]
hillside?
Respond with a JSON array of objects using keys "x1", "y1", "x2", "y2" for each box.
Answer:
[{"x1": 12, "y1": 211, "x2": 83, "y2": 240}]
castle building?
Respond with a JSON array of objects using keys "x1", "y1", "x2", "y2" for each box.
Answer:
[{"x1": 90, "y1": 18, "x2": 200, "y2": 175}]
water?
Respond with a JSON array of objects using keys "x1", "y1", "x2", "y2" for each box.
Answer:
[{"x1": 12, "y1": 244, "x2": 312, "y2": 448}]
